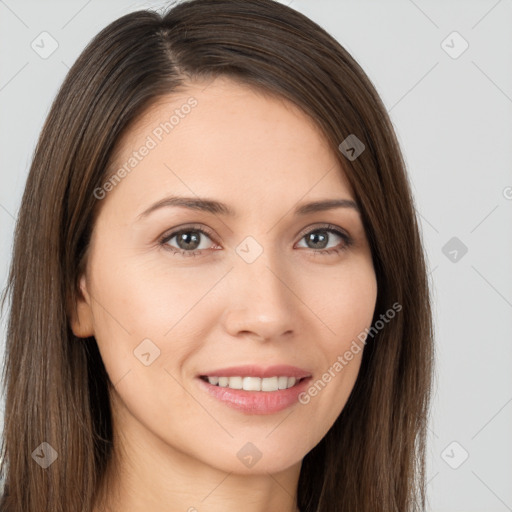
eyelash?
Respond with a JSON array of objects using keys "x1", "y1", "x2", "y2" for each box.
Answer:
[{"x1": 158, "y1": 223, "x2": 353, "y2": 258}]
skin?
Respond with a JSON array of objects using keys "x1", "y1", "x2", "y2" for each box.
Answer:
[{"x1": 71, "y1": 76, "x2": 377, "y2": 512}]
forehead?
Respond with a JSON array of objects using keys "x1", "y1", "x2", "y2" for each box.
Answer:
[
  {"x1": 104, "y1": 76, "x2": 355, "y2": 212},
  {"x1": 116, "y1": 77, "x2": 332, "y2": 156}
]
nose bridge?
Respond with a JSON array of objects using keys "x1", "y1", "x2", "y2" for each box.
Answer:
[{"x1": 222, "y1": 237, "x2": 296, "y2": 340}]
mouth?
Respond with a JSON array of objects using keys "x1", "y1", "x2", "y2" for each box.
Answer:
[
  {"x1": 197, "y1": 364, "x2": 312, "y2": 392},
  {"x1": 196, "y1": 369, "x2": 313, "y2": 415}
]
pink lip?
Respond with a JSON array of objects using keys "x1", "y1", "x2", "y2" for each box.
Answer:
[
  {"x1": 198, "y1": 364, "x2": 311, "y2": 380},
  {"x1": 197, "y1": 376, "x2": 312, "y2": 415}
]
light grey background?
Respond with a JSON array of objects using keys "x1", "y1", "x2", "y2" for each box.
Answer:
[{"x1": 1, "y1": 1, "x2": 511, "y2": 511}]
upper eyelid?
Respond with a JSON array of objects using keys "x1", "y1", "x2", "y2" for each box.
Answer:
[
  {"x1": 161, "y1": 224, "x2": 216, "y2": 243},
  {"x1": 296, "y1": 223, "x2": 349, "y2": 239}
]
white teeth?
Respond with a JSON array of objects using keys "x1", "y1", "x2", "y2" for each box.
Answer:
[
  {"x1": 227, "y1": 376, "x2": 243, "y2": 389},
  {"x1": 206, "y1": 375, "x2": 299, "y2": 391},
  {"x1": 244, "y1": 376, "x2": 264, "y2": 391},
  {"x1": 278, "y1": 376, "x2": 289, "y2": 389}
]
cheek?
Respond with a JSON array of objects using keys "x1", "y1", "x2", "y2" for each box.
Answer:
[
  {"x1": 90, "y1": 242, "x2": 200, "y2": 329},
  {"x1": 305, "y1": 254, "x2": 378, "y2": 345},
  {"x1": 87, "y1": 248, "x2": 229, "y2": 386},
  {"x1": 87, "y1": 258, "x2": 208, "y2": 433},
  {"x1": 293, "y1": 258, "x2": 376, "y2": 445}
]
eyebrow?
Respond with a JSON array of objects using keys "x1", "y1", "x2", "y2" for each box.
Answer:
[{"x1": 136, "y1": 195, "x2": 360, "y2": 220}]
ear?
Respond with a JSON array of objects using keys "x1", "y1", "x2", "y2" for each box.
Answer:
[{"x1": 69, "y1": 274, "x2": 95, "y2": 338}]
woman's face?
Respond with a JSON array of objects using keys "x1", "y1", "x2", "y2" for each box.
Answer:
[{"x1": 72, "y1": 76, "x2": 377, "y2": 475}]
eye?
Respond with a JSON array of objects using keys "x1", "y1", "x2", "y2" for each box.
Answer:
[
  {"x1": 159, "y1": 223, "x2": 353, "y2": 258},
  {"x1": 159, "y1": 225, "x2": 218, "y2": 258},
  {"x1": 295, "y1": 224, "x2": 353, "y2": 256}
]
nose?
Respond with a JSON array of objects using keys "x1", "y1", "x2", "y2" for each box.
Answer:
[{"x1": 220, "y1": 254, "x2": 299, "y2": 343}]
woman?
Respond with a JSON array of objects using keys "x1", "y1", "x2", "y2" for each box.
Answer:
[{"x1": 0, "y1": 0, "x2": 434, "y2": 510}]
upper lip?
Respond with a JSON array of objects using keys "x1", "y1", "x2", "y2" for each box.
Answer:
[{"x1": 198, "y1": 364, "x2": 312, "y2": 380}]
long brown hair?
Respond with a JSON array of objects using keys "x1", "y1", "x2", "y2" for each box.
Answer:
[{"x1": 0, "y1": 1, "x2": 434, "y2": 510}]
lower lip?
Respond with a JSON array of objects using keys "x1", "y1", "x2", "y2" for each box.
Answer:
[{"x1": 196, "y1": 376, "x2": 312, "y2": 415}]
